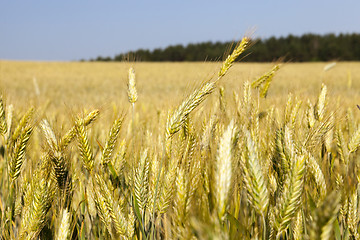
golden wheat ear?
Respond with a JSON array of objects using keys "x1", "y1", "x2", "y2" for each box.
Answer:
[
  {"x1": 215, "y1": 120, "x2": 236, "y2": 220},
  {"x1": 217, "y1": 37, "x2": 250, "y2": 79},
  {"x1": 56, "y1": 209, "x2": 71, "y2": 240},
  {"x1": 59, "y1": 109, "x2": 99, "y2": 151},
  {"x1": 12, "y1": 107, "x2": 35, "y2": 142},
  {"x1": 315, "y1": 83, "x2": 327, "y2": 122},
  {"x1": 251, "y1": 64, "x2": 280, "y2": 98},
  {"x1": 0, "y1": 95, "x2": 7, "y2": 135},
  {"x1": 127, "y1": 67, "x2": 138, "y2": 104},
  {"x1": 166, "y1": 81, "x2": 216, "y2": 140},
  {"x1": 348, "y1": 125, "x2": 360, "y2": 153}
]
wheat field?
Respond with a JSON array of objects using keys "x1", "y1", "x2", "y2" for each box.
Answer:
[{"x1": 1, "y1": 38, "x2": 360, "y2": 239}]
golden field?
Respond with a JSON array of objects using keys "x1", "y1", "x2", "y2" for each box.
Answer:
[
  {"x1": 1, "y1": 43, "x2": 360, "y2": 240},
  {"x1": 1, "y1": 61, "x2": 360, "y2": 113}
]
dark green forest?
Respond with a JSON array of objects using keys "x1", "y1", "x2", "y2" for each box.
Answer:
[{"x1": 90, "y1": 33, "x2": 360, "y2": 62}]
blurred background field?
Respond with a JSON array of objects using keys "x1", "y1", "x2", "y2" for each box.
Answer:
[{"x1": 1, "y1": 61, "x2": 360, "y2": 116}]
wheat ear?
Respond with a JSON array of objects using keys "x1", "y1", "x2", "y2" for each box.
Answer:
[
  {"x1": 218, "y1": 37, "x2": 250, "y2": 78},
  {"x1": 274, "y1": 154, "x2": 305, "y2": 237},
  {"x1": 251, "y1": 64, "x2": 280, "y2": 98},
  {"x1": 173, "y1": 167, "x2": 190, "y2": 238},
  {"x1": 20, "y1": 177, "x2": 54, "y2": 240},
  {"x1": 60, "y1": 109, "x2": 99, "y2": 151},
  {"x1": 94, "y1": 174, "x2": 129, "y2": 237},
  {"x1": 242, "y1": 130, "x2": 269, "y2": 216},
  {"x1": 348, "y1": 188, "x2": 360, "y2": 239},
  {"x1": 336, "y1": 127, "x2": 349, "y2": 164},
  {"x1": 9, "y1": 125, "x2": 32, "y2": 181},
  {"x1": 56, "y1": 209, "x2": 71, "y2": 240},
  {"x1": 0, "y1": 95, "x2": 7, "y2": 135},
  {"x1": 40, "y1": 119, "x2": 58, "y2": 153},
  {"x1": 166, "y1": 81, "x2": 216, "y2": 139},
  {"x1": 293, "y1": 211, "x2": 303, "y2": 240},
  {"x1": 102, "y1": 117, "x2": 123, "y2": 165},
  {"x1": 12, "y1": 107, "x2": 35, "y2": 142},
  {"x1": 215, "y1": 120, "x2": 236, "y2": 220},
  {"x1": 306, "y1": 99, "x2": 316, "y2": 129},
  {"x1": 127, "y1": 67, "x2": 138, "y2": 104},
  {"x1": 315, "y1": 83, "x2": 327, "y2": 121},
  {"x1": 158, "y1": 163, "x2": 176, "y2": 214},
  {"x1": 306, "y1": 152, "x2": 327, "y2": 202},
  {"x1": 133, "y1": 149, "x2": 150, "y2": 215},
  {"x1": 75, "y1": 118, "x2": 94, "y2": 173},
  {"x1": 348, "y1": 125, "x2": 360, "y2": 153}
]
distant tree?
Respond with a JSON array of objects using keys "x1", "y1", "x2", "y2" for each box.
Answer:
[{"x1": 89, "y1": 33, "x2": 360, "y2": 62}]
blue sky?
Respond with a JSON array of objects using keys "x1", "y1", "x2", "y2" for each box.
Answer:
[{"x1": 1, "y1": 0, "x2": 359, "y2": 61}]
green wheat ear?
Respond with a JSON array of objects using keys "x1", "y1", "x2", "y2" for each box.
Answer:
[
  {"x1": 274, "y1": 153, "x2": 305, "y2": 238},
  {"x1": 242, "y1": 130, "x2": 269, "y2": 217},
  {"x1": 133, "y1": 149, "x2": 150, "y2": 215},
  {"x1": 93, "y1": 174, "x2": 130, "y2": 238},
  {"x1": 101, "y1": 117, "x2": 123, "y2": 165},
  {"x1": 75, "y1": 117, "x2": 94, "y2": 173},
  {"x1": 20, "y1": 166, "x2": 55, "y2": 240}
]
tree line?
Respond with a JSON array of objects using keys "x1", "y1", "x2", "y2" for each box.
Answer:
[{"x1": 90, "y1": 33, "x2": 360, "y2": 62}]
